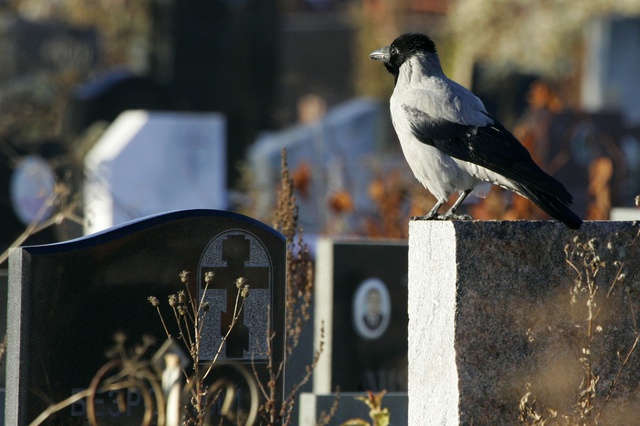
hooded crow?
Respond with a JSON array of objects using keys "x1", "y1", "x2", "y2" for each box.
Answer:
[{"x1": 370, "y1": 32, "x2": 582, "y2": 229}]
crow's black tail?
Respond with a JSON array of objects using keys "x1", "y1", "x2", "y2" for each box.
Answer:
[{"x1": 515, "y1": 184, "x2": 583, "y2": 229}]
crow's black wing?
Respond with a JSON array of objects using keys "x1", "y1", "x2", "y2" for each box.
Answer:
[
  {"x1": 405, "y1": 106, "x2": 582, "y2": 228},
  {"x1": 404, "y1": 105, "x2": 573, "y2": 204}
]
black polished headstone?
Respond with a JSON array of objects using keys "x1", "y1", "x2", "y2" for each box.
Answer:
[
  {"x1": 6, "y1": 210, "x2": 285, "y2": 425},
  {"x1": 315, "y1": 239, "x2": 408, "y2": 393}
]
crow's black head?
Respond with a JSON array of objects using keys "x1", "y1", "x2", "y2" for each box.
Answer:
[
  {"x1": 391, "y1": 33, "x2": 437, "y2": 58},
  {"x1": 370, "y1": 32, "x2": 438, "y2": 81}
]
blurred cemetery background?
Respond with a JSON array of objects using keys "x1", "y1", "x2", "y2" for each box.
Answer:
[
  {"x1": 2, "y1": 0, "x2": 640, "y2": 423},
  {"x1": 2, "y1": 0, "x2": 640, "y2": 253}
]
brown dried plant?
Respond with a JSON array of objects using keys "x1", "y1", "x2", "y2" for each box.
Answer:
[
  {"x1": 0, "y1": 177, "x2": 82, "y2": 266},
  {"x1": 519, "y1": 228, "x2": 640, "y2": 425},
  {"x1": 149, "y1": 270, "x2": 254, "y2": 425},
  {"x1": 363, "y1": 169, "x2": 411, "y2": 239},
  {"x1": 273, "y1": 147, "x2": 314, "y2": 359},
  {"x1": 253, "y1": 148, "x2": 330, "y2": 425},
  {"x1": 341, "y1": 390, "x2": 390, "y2": 426}
]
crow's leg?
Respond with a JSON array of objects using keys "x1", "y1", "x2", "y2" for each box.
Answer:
[
  {"x1": 412, "y1": 200, "x2": 445, "y2": 221},
  {"x1": 443, "y1": 189, "x2": 473, "y2": 220}
]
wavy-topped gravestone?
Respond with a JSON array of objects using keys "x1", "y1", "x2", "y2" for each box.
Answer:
[{"x1": 7, "y1": 209, "x2": 285, "y2": 425}]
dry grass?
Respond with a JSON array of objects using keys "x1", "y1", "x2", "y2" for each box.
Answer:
[
  {"x1": 253, "y1": 148, "x2": 331, "y2": 426},
  {"x1": 519, "y1": 228, "x2": 640, "y2": 425},
  {"x1": 149, "y1": 270, "x2": 253, "y2": 425}
]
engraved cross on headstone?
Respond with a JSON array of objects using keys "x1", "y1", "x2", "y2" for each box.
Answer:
[{"x1": 199, "y1": 230, "x2": 271, "y2": 360}]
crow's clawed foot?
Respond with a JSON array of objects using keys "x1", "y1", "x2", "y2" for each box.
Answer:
[
  {"x1": 411, "y1": 213, "x2": 473, "y2": 221},
  {"x1": 411, "y1": 214, "x2": 446, "y2": 221},
  {"x1": 443, "y1": 213, "x2": 473, "y2": 221}
]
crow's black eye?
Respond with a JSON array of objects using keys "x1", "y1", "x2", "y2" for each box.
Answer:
[{"x1": 390, "y1": 46, "x2": 398, "y2": 56}]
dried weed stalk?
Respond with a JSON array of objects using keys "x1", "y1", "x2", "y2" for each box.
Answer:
[
  {"x1": 149, "y1": 270, "x2": 251, "y2": 425},
  {"x1": 253, "y1": 148, "x2": 330, "y2": 425},
  {"x1": 520, "y1": 227, "x2": 640, "y2": 425},
  {"x1": 0, "y1": 178, "x2": 82, "y2": 265},
  {"x1": 273, "y1": 147, "x2": 314, "y2": 359}
]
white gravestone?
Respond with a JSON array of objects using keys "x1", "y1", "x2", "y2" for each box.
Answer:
[{"x1": 84, "y1": 110, "x2": 227, "y2": 234}]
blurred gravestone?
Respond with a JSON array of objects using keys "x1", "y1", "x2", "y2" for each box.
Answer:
[
  {"x1": 313, "y1": 238, "x2": 408, "y2": 393},
  {"x1": 66, "y1": 71, "x2": 181, "y2": 135},
  {"x1": 583, "y1": 16, "x2": 640, "y2": 119},
  {"x1": 247, "y1": 98, "x2": 385, "y2": 233},
  {"x1": 169, "y1": 0, "x2": 278, "y2": 186},
  {"x1": 545, "y1": 111, "x2": 635, "y2": 212},
  {"x1": 10, "y1": 155, "x2": 56, "y2": 226},
  {"x1": 84, "y1": 111, "x2": 227, "y2": 234},
  {"x1": 12, "y1": 19, "x2": 98, "y2": 74},
  {"x1": 611, "y1": 207, "x2": 640, "y2": 220},
  {"x1": 6, "y1": 209, "x2": 285, "y2": 425}
]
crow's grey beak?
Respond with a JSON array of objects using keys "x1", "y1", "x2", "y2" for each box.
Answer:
[{"x1": 369, "y1": 46, "x2": 390, "y2": 62}]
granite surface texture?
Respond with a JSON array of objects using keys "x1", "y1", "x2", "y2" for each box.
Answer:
[{"x1": 409, "y1": 220, "x2": 640, "y2": 425}]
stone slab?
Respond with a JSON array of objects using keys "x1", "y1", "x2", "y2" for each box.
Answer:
[{"x1": 409, "y1": 220, "x2": 640, "y2": 425}]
